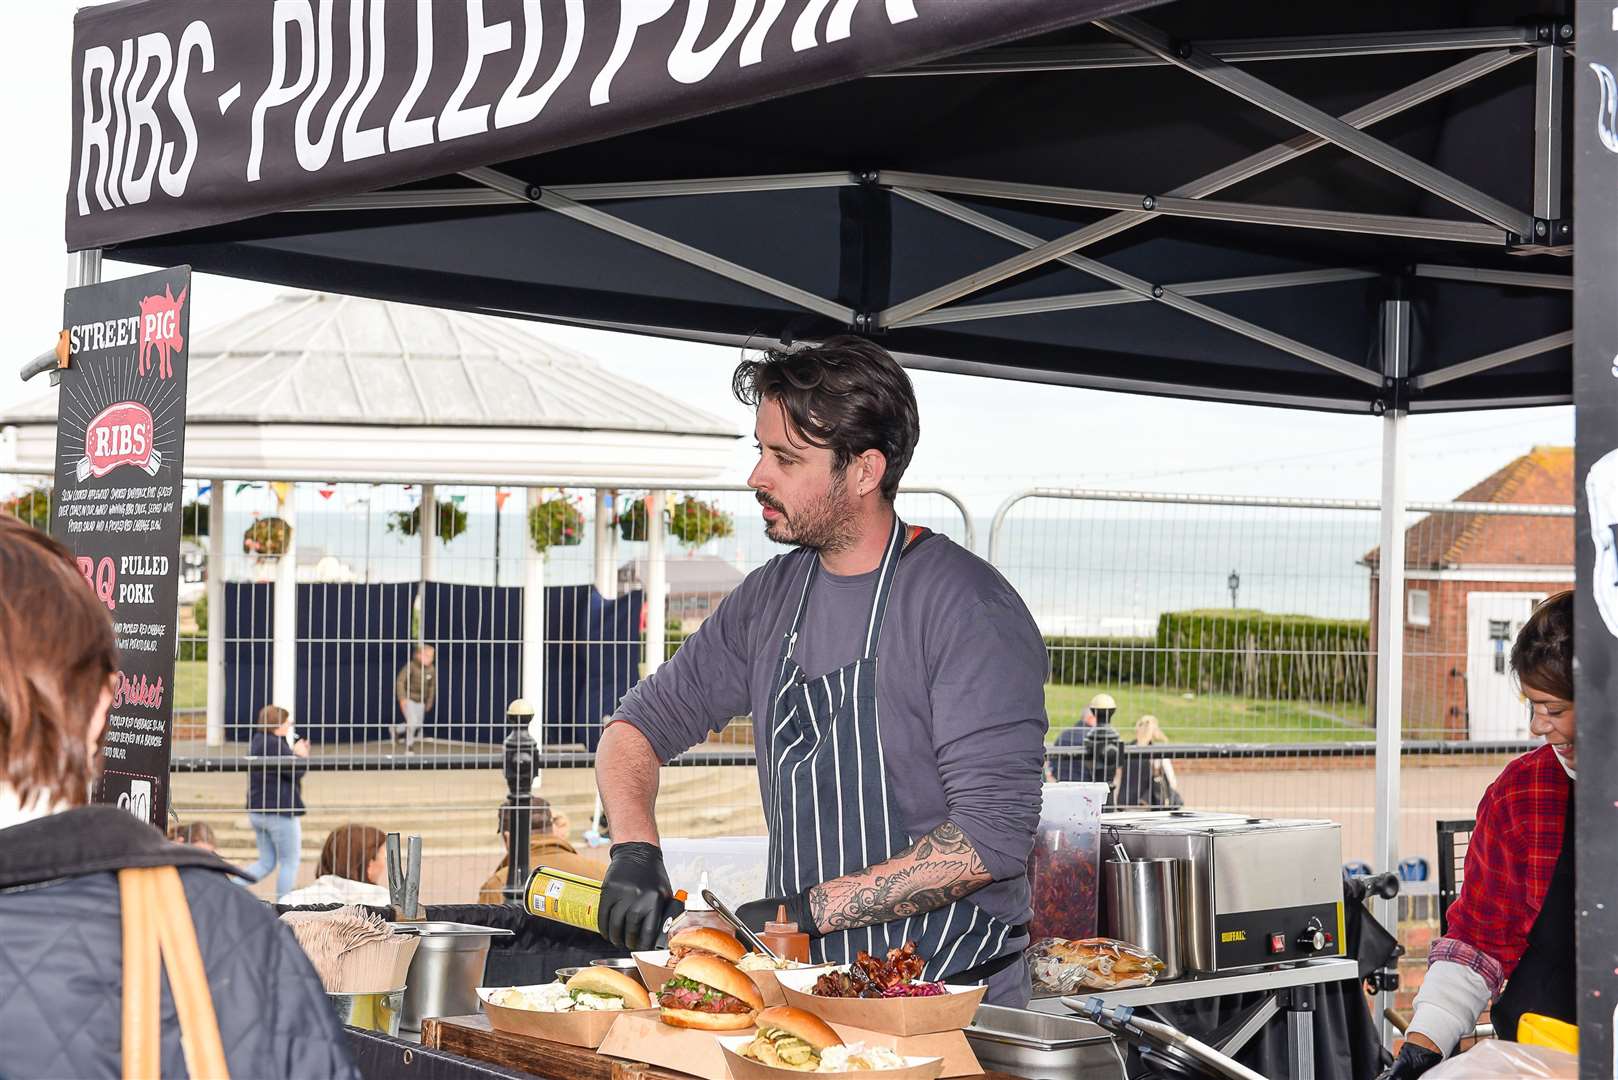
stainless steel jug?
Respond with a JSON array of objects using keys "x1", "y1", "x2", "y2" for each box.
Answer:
[{"x1": 1102, "y1": 856, "x2": 1186, "y2": 980}]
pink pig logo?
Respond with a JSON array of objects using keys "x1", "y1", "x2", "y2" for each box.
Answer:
[{"x1": 137, "y1": 284, "x2": 186, "y2": 379}]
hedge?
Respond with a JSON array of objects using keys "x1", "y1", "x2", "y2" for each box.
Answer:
[
  {"x1": 1045, "y1": 609, "x2": 1370, "y2": 704},
  {"x1": 1045, "y1": 635, "x2": 1163, "y2": 686}
]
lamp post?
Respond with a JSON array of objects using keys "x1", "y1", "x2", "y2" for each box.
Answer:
[
  {"x1": 1228, "y1": 569, "x2": 1241, "y2": 609},
  {"x1": 501, "y1": 698, "x2": 538, "y2": 904}
]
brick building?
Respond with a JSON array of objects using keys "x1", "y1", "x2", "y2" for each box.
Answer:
[{"x1": 1364, "y1": 447, "x2": 1572, "y2": 739}]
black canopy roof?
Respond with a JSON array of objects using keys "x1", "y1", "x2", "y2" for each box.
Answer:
[{"x1": 70, "y1": 0, "x2": 1573, "y2": 413}]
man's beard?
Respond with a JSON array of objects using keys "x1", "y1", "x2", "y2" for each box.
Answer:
[{"x1": 760, "y1": 473, "x2": 857, "y2": 553}]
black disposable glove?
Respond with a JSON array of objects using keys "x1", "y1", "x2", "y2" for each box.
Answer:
[
  {"x1": 1376, "y1": 1041, "x2": 1443, "y2": 1080},
  {"x1": 598, "y1": 841, "x2": 683, "y2": 951},
  {"x1": 737, "y1": 891, "x2": 817, "y2": 940}
]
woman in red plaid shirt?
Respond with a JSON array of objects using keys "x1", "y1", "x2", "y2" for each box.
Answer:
[{"x1": 1385, "y1": 591, "x2": 1575, "y2": 1078}]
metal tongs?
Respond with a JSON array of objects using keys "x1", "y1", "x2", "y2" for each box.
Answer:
[
  {"x1": 386, "y1": 833, "x2": 423, "y2": 920},
  {"x1": 702, "y1": 888, "x2": 782, "y2": 961},
  {"x1": 1068, "y1": 997, "x2": 1269, "y2": 1080}
]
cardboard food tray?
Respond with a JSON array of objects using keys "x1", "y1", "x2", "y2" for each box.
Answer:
[
  {"x1": 717, "y1": 1035, "x2": 944, "y2": 1080},
  {"x1": 597, "y1": 1012, "x2": 978, "y2": 1080},
  {"x1": 774, "y1": 969, "x2": 987, "y2": 1036},
  {"x1": 476, "y1": 986, "x2": 651, "y2": 1049},
  {"x1": 597, "y1": 1010, "x2": 752, "y2": 1080},
  {"x1": 633, "y1": 950, "x2": 831, "y2": 1009}
]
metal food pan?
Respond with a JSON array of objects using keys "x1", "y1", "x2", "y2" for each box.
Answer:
[{"x1": 965, "y1": 1004, "x2": 1126, "y2": 1078}]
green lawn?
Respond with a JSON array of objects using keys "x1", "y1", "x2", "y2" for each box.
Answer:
[
  {"x1": 175, "y1": 659, "x2": 206, "y2": 711},
  {"x1": 1045, "y1": 683, "x2": 1372, "y2": 744},
  {"x1": 171, "y1": 658, "x2": 1368, "y2": 744}
]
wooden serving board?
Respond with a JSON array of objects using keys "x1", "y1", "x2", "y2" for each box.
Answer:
[{"x1": 421, "y1": 1015, "x2": 1025, "y2": 1080}]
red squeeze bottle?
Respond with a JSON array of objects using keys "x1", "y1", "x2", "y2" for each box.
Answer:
[{"x1": 761, "y1": 904, "x2": 811, "y2": 963}]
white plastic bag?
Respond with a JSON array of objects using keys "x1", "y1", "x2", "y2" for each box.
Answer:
[{"x1": 1424, "y1": 1040, "x2": 1577, "y2": 1079}]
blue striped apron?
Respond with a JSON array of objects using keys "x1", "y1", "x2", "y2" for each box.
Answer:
[{"x1": 764, "y1": 518, "x2": 1017, "y2": 983}]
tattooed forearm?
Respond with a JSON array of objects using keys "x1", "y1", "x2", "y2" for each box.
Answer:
[{"x1": 806, "y1": 822, "x2": 991, "y2": 935}]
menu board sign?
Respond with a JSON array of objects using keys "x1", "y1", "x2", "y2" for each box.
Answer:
[{"x1": 50, "y1": 266, "x2": 191, "y2": 828}]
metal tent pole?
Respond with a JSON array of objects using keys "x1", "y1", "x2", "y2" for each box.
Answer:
[{"x1": 1372, "y1": 300, "x2": 1410, "y2": 1048}]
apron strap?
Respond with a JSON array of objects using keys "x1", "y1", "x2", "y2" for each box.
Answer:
[
  {"x1": 862, "y1": 518, "x2": 909, "y2": 660},
  {"x1": 948, "y1": 924, "x2": 1029, "y2": 985},
  {"x1": 782, "y1": 548, "x2": 819, "y2": 657}
]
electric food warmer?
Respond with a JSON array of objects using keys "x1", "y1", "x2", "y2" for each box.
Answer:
[{"x1": 1102, "y1": 810, "x2": 1346, "y2": 973}]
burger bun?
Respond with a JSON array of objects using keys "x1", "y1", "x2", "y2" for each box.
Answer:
[
  {"x1": 564, "y1": 966, "x2": 652, "y2": 1009},
  {"x1": 659, "y1": 1006, "x2": 758, "y2": 1031},
  {"x1": 669, "y1": 926, "x2": 746, "y2": 963},
  {"x1": 755, "y1": 1006, "x2": 841, "y2": 1050},
  {"x1": 672, "y1": 954, "x2": 765, "y2": 1011}
]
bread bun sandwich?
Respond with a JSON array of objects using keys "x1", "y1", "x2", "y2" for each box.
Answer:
[
  {"x1": 668, "y1": 926, "x2": 747, "y2": 964},
  {"x1": 740, "y1": 1006, "x2": 843, "y2": 1070},
  {"x1": 564, "y1": 966, "x2": 652, "y2": 1010},
  {"x1": 657, "y1": 954, "x2": 764, "y2": 1030}
]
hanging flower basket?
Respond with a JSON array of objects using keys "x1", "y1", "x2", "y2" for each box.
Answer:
[
  {"x1": 387, "y1": 501, "x2": 469, "y2": 544},
  {"x1": 529, "y1": 496, "x2": 585, "y2": 553},
  {"x1": 617, "y1": 496, "x2": 652, "y2": 542},
  {"x1": 243, "y1": 516, "x2": 292, "y2": 557},
  {"x1": 668, "y1": 495, "x2": 734, "y2": 550}
]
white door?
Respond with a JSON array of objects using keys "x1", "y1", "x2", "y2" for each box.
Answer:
[{"x1": 1466, "y1": 592, "x2": 1545, "y2": 740}]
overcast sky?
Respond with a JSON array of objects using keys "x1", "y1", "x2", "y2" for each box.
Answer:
[{"x1": 2, "y1": 3, "x2": 1573, "y2": 513}]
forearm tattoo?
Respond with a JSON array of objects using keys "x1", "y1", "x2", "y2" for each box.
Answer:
[{"x1": 807, "y1": 822, "x2": 991, "y2": 935}]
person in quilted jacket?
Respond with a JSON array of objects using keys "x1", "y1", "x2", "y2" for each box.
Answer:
[{"x1": 0, "y1": 515, "x2": 358, "y2": 1078}]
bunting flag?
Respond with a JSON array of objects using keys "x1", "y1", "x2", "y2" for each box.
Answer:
[
  {"x1": 270, "y1": 481, "x2": 292, "y2": 505},
  {"x1": 318, "y1": 488, "x2": 335, "y2": 500},
  {"x1": 494, "y1": 490, "x2": 512, "y2": 511},
  {"x1": 197, "y1": 483, "x2": 212, "y2": 498},
  {"x1": 450, "y1": 494, "x2": 467, "y2": 506},
  {"x1": 234, "y1": 482, "x2": 256, "y2": 495}
]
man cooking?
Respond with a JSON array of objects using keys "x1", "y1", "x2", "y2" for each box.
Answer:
[{"x1": 593, "y1": 337, "x2": 1049, "y2": 1006}]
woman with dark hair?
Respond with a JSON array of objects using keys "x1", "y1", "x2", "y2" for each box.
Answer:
[
  {"x1": 279, "y1": 823, "x2": 391, "y2": 906},
  {"x1": 0, "y1": 515, "x2": 356, "y2": 1078},
  {"x1": 1385, "y1": 590, "x2": 1577, "y2": 1078}
]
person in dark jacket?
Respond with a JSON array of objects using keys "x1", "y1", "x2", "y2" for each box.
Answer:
[
  {"x1": 245, "y1": 702, "x2": 310, "y2": 896},
  {"x1": 0, "y1": 514, "x2": 357, "y2": 1078}
]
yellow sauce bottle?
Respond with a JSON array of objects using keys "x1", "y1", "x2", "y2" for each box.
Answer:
[
  {"x1": 524, "y1": 864, "x2": 687, "y2": 936},
  {"x1": 524, "y1": 865, "x2": 604, "y2": 932}
]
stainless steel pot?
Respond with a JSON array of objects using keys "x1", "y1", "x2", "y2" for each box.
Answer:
[
  {"x1": 396, "y1": 921, "x2": 513, "y2": 1032},
  {"x1": 1102, "y1": 857, "x2": 1186, "y2": 980}
]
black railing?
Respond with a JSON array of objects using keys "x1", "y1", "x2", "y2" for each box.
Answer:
[{"x1": 169, "y1": 739, "x2": 1540, "y2": 773}]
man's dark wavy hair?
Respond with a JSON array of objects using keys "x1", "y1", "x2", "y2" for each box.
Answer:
[
  {"x1": 1511, "y1": 589, "x2": 1573, "y2": 700},
  {"x1": 731, "y1": 336, "x2": 919, "y2": 501}
]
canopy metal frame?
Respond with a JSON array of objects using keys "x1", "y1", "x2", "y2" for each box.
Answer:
[{"x1": 409, "y1": 25, "x2": 1565, "y2": 407}]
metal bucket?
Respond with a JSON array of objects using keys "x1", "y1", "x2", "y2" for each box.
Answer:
[
  {"x1": 397, "y1": 921, "x2": 512, "y2": 1033},
  {"x1": 328, "y1": 988, "x2": 405, "y2": 1036},
  {"x1": 1102, "y1": 857, "x2": 1186, "y2": 980}
]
